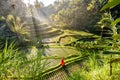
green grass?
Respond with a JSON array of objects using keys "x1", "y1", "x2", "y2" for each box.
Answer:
[
  {"x1": 0, "y1": 42, "x2": 47, "y2": 80},
  {"x1": 0, "y1": 41, "x2": 81, "y2": 80},
  {"x1": 67, "y1": 58, "x2": 119, "y2": 80},
  {"x1": 67, "y1": 49, "x2": 120, "y2": 80},
  {"x1": 0, "y1": 28, "x2": 120, "y2": 80},
  {"x1": 1, "y1": 41, "x2": 120, "y2": 80}
]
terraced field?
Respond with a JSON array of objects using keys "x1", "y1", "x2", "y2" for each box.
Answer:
[{"x1": 26, "y1": 22, "x2": 97, "y2": 80}]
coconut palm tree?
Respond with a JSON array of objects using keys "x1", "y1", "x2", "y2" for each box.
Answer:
[{"x1": 6, "y1": 14, "x2": 29, "y2": 44}]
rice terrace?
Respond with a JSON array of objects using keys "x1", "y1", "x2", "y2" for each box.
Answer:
[{"x1": 0, "y1": 0, "x2": 120, "y2": 80}]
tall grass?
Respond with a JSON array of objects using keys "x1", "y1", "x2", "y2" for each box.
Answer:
[
  {"x1": 0, "y1": 41, "x2": 47, "y2": 80},
  {"x1": 68, "y1": 50, "x2": 120, "y2": 80}
]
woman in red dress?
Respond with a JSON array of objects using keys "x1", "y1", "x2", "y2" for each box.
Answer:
[{"x1": 61, "y1": 58, "x2": 65, "y2": 67}]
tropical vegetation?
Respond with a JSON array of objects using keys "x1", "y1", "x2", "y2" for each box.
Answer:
[{"x1": 0, "y1": 0, "x2": 120, "y2": 80}]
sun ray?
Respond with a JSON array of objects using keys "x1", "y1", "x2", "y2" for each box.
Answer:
[{"x1": 23, "y1": 0, "x2": 56, "y2": 6}]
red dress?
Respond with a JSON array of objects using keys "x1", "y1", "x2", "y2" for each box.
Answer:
[{"x1": 61, "y1": 58, "x2": 65, "y2": 66}]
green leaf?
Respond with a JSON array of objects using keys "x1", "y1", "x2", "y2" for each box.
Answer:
[
  {"x1": 103, "y1": 50, "x2": 120, "y2": 54},
  {"x1": 101, "y1": 0, "x2": 120, "y2": 11},
  {"x1": 112, "y1": 18, "x2": 120, "y2": 26}
]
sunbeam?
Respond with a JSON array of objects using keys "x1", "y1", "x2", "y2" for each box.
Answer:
[{"x1": 23, "y1": 0, "x2": 56, "y2": 6}]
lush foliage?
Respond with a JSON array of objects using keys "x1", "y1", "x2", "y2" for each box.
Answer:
[
  {"x1": 0, "y1": 15, "x2": 30, "y2": 48},
  {"x1": 0, "y1": 42, "x2": 47, "y2": 79},
  {"x1": 67, "y1": 0, "x2": 120, "y2": 79},
  {"x1": 50, "y1": 0, "x2": 104, "y2": 30},
  {"x1": 0, "y1": 0, "x2": 120, "y2": 79}
]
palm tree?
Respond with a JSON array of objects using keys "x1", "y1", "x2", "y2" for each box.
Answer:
[{"x1": 6, "y1": 14, "x2": 29, "y2": 43}]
